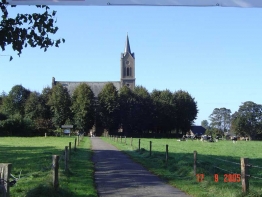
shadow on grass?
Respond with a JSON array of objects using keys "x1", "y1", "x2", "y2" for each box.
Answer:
[{"x1": 26, "y1": 184, "x2": 74, "y2": 197}]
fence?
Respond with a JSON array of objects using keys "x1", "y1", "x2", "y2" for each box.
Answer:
[
  {"x1": 0, "y1": 163, "x2": 12, "y2": 197},
  {"x1": 0, "y1": 133, "x2": 85, "y2": 197},
  {"x1": 108, "y1": 135, "x2": 262, "y2": 194}
]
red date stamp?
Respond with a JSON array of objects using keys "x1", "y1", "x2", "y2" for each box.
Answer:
[{"x1": 196, "y1": 173, "x2": 241, "y2": 182}]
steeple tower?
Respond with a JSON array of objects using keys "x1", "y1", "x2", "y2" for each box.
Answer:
[
  {"x1": 120, "y1": 34, "x2": 135, "y2": 90},
  {"x1": 125, "y1": 34, "x2": 131, "y2": 54},
  {"x1": 124, "y1": 34, "x2": 135, "y2": 58}
]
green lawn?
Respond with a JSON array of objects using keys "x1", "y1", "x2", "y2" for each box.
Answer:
[
  {"x1": 0, "y1": 136, "x2": 97, "y2": 197},
  {"x1": 103, "y1": 136, "x2": 262, "y2": 197}
]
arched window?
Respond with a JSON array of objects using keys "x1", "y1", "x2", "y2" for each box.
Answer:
[
  {"x1": 127, "y1": 67, "x2": 129, "y2": 76},
  {"x1": 129, "y1": 67, "x2": 132, "y2": 76},
  {"x1": 123, "y1": 67, "x2": 126, "y2": 76}
]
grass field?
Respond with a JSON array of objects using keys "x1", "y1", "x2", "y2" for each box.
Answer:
[
  {"x1": 103, "y1": 136, "x2": 262, "y2": 197},
  {"x1": 0, "y1": 136, "x2": 97, "y2": 197}
]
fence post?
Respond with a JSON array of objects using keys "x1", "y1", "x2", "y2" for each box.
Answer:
[
  {"x1": 150, "y1": 141, "x2": 152, "y2": 156},
  {"x1": 69, "y1": 142, "x2": 71, "y2": 159},
  {"x1": 65, "y1": 146, "x2": 69, "y2": 171},
  {"x1": 74, "y1": 138, "x2": 77, "y2": 151},
  {"x1": 131, "y1": 137, "x2": 133, "y2": 146},
  {"x1": 166, "y1": 145, "x2": 169, "y2": 165},
  {"x1": 0, "y1": 163, "x2": 12, "y2": 197},
  {"x1": 77, "y1": 135, "x2": 80, "y2": 146},
  {"x1": 138, "y1": 139, "x2": 141, "y2": 151},
  {"x1": 241, "y1": 158, "x2": 249, "y2": 193},
  {"x1": 45, "y1": 133, "x2": 47, "y2": 137},
  {"x1": 125, "y1": 136, "x2": 127, "y2": 144},
  {"x1": 194, "y1": 151, "x2": 197, "y2": 176},
  {"x1": 52, "y1": 155, "x2": 59, "y2": 191}
]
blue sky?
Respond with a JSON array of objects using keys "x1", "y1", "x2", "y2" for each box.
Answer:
[{"x1": 1, "y1": 5, "x2": 262, "y2": 125}]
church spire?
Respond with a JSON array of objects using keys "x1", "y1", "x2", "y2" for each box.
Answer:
[{"x1": 124, "y1": 34, "x2": 131, "y2": 54}]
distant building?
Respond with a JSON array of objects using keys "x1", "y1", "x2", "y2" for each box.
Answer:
[
  {"x1": 189, "y1": 126, "x2": 206, "y2": 136},
  {"x1": 52, "y1": 34, "x2": 136, "y2": 97}
]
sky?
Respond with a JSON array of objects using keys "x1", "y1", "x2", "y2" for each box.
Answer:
[{"x1": 1, "y1": 5, "x2": 262, "y2": 125}]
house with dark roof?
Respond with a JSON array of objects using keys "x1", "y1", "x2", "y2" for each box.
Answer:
[
  {"x1": 52, "y1": 34, "x2": 136, "y2": 97},
  {"x1": 189, "y1": 126, "x2": 206, "y2": 136}
]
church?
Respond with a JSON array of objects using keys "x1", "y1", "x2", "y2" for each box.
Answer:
[{"x1": 52, "y1": 35, "x2": 136, "y2": 96}]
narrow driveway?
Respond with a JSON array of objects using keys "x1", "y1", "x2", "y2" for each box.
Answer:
[{"x1": 91, "y1": 137, "x2": 191, "y2": 197}]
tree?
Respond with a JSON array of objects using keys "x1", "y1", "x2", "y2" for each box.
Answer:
[
  {"x1": 173, "y1": 90, "x2": 198, "y2": 135},
  {"x1": 97, "y1": 83, "x2": 120, "y2": 133},
  {"x1": 132, "y1": 86, "x2": 152, "y2": 133},
  {"x1": 0, "y1": 91, "x2": 6, "y2": 106},
  {"x1": 150, "y1": 89, "x2": 174, "y2": 133},
  {"x1": 201, "y1": 120, "x2": 209, "y2": 129},
  {"x1": 40, "y1": 87, "x2": 52, "y2": 120},
  {"x1": 119, "y1": 85, "x2": 136, "y2": 135},
  {"x1": 24, "y1": 91, "x2": 44, "y2": 120},
  {"x1": 150, "y1": 89, "x2": 162, "y2": 133},
  {"x1": 231, "y1": 101, "x2": 262, "y2": 140},
  {"x1": 209, "y1": 108, "x2": 231, "y2": 133},
  {"x1": 71, "y1": 83, "x2": 95, "y2": 132},
  {"x1": 0, "y1": 85, "x2": 30, "y2": 116},
  {"x1": 48, "y1": 84, "x2": 71, "y2": 128},
  {"x1": 1, "y1": 1, "x2": 64, "y2": 60}
]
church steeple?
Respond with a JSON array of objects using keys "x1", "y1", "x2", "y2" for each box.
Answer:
[
  {"x1": 120, "y1": 34, "x2": 135, "y2": 90},
  {"x1": 124, "y1": 34, "x2": 131, "y2": 54}
]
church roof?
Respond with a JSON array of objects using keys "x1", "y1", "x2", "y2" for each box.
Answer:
[{"x1": 56, "y1": 81, "x2": 121, "y2": 97}]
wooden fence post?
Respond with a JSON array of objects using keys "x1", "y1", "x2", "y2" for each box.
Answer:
[
  {"x1": 69, "y1": 142, "x2": 71, "y2": 159},
  {"x1": 166, "y1": 145, "x2": 169, "y2": 165},
  {"x1": 194, "y1": 151, "x2": 197, "y2": 176},
  {"x1": 74, "y1": 138, "x2": 77, "y2": 151},
  {"x1": 45, "y1": 133, "x2": 47, "y2": 137},
  {"x1": 0, "y1": 163, "x2": 12, "y2": 197},
  {"x1": 241, "y1": 158, "x2": 249, "y2": 193},
  {"x1": 77, "y1": 135, "x2": 80, "y2": 146},
  {"x1": 52, "y1": 155, "x2": 59, "y2": 191},
  {"x1": 65, "y1": 146, "x2": 69, "y2": 171},
  {"x1": 150, "y1": 141, "x2": 152, "y2": 156},
  {"x1": 138, "y1": 139, "x2": 141, "y2": 151},
  {"x1": 131, "y1": 137, "x2": 133, "y2": 146}
]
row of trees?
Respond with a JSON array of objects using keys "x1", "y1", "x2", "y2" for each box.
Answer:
[
  {"x1": 0, "y1": 83, "x2": 198, "y2": 136},
  {"x1": 202, "y1": 102, "x2": 262, "y2": 140},
  {"x1": 97, "y1": 83, "x2": 198, "y2": 135}
]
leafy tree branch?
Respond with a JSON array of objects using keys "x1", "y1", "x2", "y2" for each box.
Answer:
[{"x1": 0, "y1": 0, "x2": 64, "y2": 61}]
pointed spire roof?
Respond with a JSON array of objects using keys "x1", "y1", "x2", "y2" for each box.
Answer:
[{"x1": 124, "y1": 34, "x2": 131, "y2": 54}]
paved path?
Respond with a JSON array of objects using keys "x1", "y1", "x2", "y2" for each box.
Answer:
[{"x1": 91, "y1": 137, "x2": 191, "y2": 197}]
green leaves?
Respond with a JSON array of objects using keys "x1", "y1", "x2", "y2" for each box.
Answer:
[
  {"x1": 97, "y1": 83, "x2": 120, "y2": 132},
  {"x1": 231, "y1": 101, "x2": 262, "y2": 139},
  {"x1": 49, "y1": 84, "x2": 71, "y2": 128},
  {"x1": 173, "y1": 90, "x2": 198, "y2": 133},
  {"x1": 0, "y1": 3, "x2": 65, "y2": 60},
  {"x1": 71, "y1": 83, "x2": 95, "y2": 131},
  {"x1": 209, "y1": 107, "x2": 231, "y2": 133}
]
